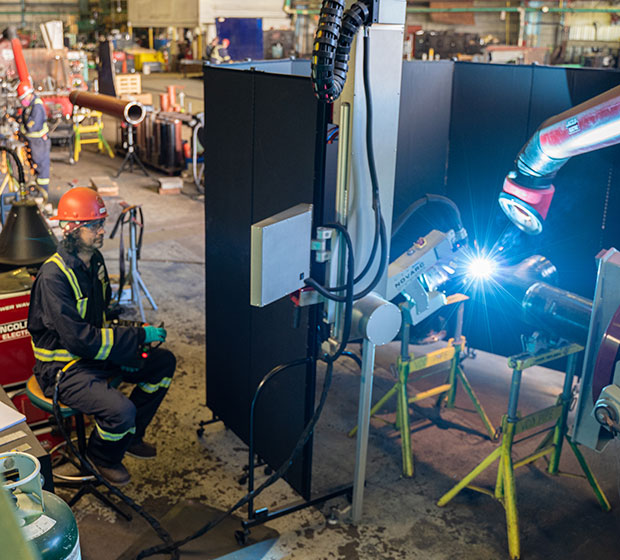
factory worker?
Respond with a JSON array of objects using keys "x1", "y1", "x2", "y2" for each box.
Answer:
[
  {"x1": 18, "y1": 82, "x2": 51, "y2": 199},
  {"x1": 27, "y1": 187, "x2": 176, "y2": 486}
]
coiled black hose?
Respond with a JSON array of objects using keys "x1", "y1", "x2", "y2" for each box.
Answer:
[{"x1": 0, "y1": 145, "x2": 25, "y2": 185}]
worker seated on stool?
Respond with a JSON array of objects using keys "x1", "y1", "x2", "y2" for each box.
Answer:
[
  {"x1": 27, "y1": 187, "x2": 176, "y2": 486},
  {"x1": 18, "y1": 82, "x2": 51, "y2": 200}
]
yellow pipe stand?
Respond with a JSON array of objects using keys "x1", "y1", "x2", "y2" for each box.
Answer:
[
  {"x1": 437, "y1": 342, "x2": 610, "y2": 559},
  {"x1": 73, "y1": 110, "x2": 114, "y2": 163},
  {"x1": 348, "y1": 298, "x2": 495, "y2": 477}
]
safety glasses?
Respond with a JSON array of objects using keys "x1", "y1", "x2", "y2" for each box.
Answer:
[{"x1": 83, "y1": 219, "x2": 106, "y2": 232}]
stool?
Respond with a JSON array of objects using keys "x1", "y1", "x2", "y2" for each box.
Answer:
[{"x1": 26, "y1": 375, "x2": 131, "y2": 520}]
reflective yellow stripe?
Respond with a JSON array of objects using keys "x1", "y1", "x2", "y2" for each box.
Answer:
[
  {"x1": 24, "y1": 101, "x2": 49, "y2": 137},
  {"x1": 95, "y1": 422, "x2": 135, "y2": 442},
  {"x1": 31, "y1": 341, "x2": 78, "y2": 362},
  {"x1": 42, "y1": 253, "x2": 112, "y2": 362},
  {"x1": 76, "y1": 297, "x2": 88, "y2": 319},
  {"x1": 94, "y1": 328, "x2": 113, "y2": 360},
  {"x1": 46, "y1": 254, "x2": 83, "y2": 301},
  {"x1": 36, "y1": 178, "x2": 50, "y2": 185},
  {"x1": 25, "y1": 125, "x2": 49, "y2": 138},
  {"x1": 138, "y1": 377, "x2": 172, "y2": 393}
]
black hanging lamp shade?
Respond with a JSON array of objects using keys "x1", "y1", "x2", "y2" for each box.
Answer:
[{"x1": 0, "y1": 200, "x2": 57, "y2": 266}]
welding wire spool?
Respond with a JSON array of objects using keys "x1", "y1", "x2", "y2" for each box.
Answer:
[{"x1": 592, "y1": 304, "x2": 620, "y2": 404}]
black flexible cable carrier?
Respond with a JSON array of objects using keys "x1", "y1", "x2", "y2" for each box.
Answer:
[{"x1": 311, "y1": 0, "x2": 373, "y2": 103}]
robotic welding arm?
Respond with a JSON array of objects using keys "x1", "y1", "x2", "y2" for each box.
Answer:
[{"x1": 499, "y1": 83, "x2": 620, "y2": 234}]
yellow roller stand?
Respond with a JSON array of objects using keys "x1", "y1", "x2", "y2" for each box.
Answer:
[
  {"x1": 349, "y1": 296, "x2": 495, "y2": 477},
  {"x1": 437, "y1": 342, "x2": 610, "y2": 560}
]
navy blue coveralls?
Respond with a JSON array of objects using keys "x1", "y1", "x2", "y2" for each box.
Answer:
[
  {"x1": 27, "y1": 245, "x2": 176, "y2": 467},
  {"x1": 21, "y1": 94, "x2": 51, "y2": 193}
]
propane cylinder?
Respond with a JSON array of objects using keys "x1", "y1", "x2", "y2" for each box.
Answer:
[{"x1": 1, "y1": 452, "x2": 80, "y2": 560}]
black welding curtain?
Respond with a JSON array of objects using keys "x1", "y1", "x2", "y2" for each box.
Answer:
[{"x1": 203, "y1": 65, "x2": 327, "y2": 498}]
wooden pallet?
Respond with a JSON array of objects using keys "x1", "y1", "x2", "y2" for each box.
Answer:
[{"x1": 114, "y1": 73, "x2": 141, "y2": 96}]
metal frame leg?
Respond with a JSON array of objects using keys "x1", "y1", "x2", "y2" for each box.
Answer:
[
  {"x1": 456, "y1": 363, "x2": 496, "y2": 439},
  {"x1": 396, "y1": 355, "x2": 413, "y2": 477},
  {"x1": 351, "y1": 338, "x2": 376, "y2": 523},
  {"x1": 127, "y1": 210, "x2": 157, "y2": 322}
]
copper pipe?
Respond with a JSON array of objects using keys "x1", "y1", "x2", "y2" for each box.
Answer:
[
  {"x1": 159, "y1": 92, "x2": 169, "y2": 112},
  {"x1": 167, "y1": 85, "x2": 176, "y2": 108},
  {"x1": 68, "y1": 90, "x2": 146, "y2": 125}
]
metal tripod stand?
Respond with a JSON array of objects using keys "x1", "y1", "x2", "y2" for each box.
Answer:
[
  {"x1": 115, "y1": 124, "x2": 151, "y2": 179},
  {"x1": 110, "y1": 203, "x2": 157, "y2": 322}
]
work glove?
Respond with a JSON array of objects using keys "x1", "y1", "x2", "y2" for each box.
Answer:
[{"x1": 143, "y1": 326, "x2": 167, "y2": 344}]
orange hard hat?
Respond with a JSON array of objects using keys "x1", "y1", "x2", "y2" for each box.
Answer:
[
  {"x1": 52, "y1": 187, "x2": 108, "y2": 222},
  {"x1": 17, "y1": 81, "x2": 33, "y2": 100}
]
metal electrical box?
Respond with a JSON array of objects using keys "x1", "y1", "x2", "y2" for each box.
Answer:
[{"x1": 250, "y1": 203, "x2": 313, "y2": 307}]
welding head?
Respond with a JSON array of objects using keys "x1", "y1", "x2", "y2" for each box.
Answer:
[
  {"x1": 498, "y1": 171, "x2": 555, "y2": 235},
  {"x1": 51, "y1": 187, "x2": 108, "y2": 234}
]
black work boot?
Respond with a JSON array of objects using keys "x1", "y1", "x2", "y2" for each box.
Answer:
[
  {"x1": 126, "y1": 439, "x2": 157, "y2": 459},
  {"x1": 88, "y1": 455, "x2": 131, "y2": 486}
]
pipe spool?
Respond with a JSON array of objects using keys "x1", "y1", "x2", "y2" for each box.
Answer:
[
  {"x1": 68, "y1": 90, "x2": 146, "y2": 125},
  {"x1": 521, "y1": 281, "x2": 593, "y2": 346}
]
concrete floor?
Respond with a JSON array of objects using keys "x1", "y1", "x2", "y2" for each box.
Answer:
[{"x1": 36, "y1": 74, "x2": 620, "y2": 560}]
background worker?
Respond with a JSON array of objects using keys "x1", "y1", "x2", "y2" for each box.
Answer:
[
  {"x1": 17, "y1": 81, "x2": 51, "y2": 199},
  {"x1": 210, "y1": 38, "x2": 231, "y2": 64},
  {"x1": 204, "y1": 36, "x2": 219, "y2": 61},
  {"x1": 27, "y1": 187, "x2": 176, "y2": 486}
]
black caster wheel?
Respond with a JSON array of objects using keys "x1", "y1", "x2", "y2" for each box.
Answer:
[
  {"x1": 238, "y1": 475, "x2": 248, "y2": 485},
  {"x1": 234, "y1": 529, "x2": 250, "y2": 546}
]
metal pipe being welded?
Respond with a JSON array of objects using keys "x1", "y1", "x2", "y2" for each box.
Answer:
[{"x1": 69, "y1": 91, "x2": 146, "y2": 125}]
